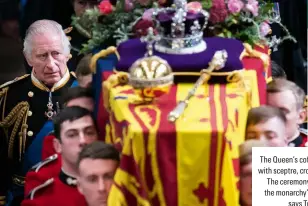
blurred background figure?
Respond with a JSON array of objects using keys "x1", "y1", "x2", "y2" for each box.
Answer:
[
  {"x1": 75, "y1": 54, "x2": 93, "y2": 88},
  {"x1": 0, "y1": 0, "x2": 25, "y2": 84},
  {"x1": 271, "y1": 60, "x2": 287, "y2": 80},
  {"x1": 239, "y1": 139, "x2": 268, "y2": 206},
  {"x1": 271, "y1": 0, "x2": 307, "y2": 93}
]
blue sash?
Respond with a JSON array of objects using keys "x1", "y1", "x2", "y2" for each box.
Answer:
[
  {"x1": 6, "y1": 80, "x2": 78, "y2": 205},
  {"x1": 22, "y1": 79, "x2": 79, "y2": 172}
]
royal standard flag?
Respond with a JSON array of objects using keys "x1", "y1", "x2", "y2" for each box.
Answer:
[{"x1": 104, "y1": 70, "x2": 259, "y2": 206}]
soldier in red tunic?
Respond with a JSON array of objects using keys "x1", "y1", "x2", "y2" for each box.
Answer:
[
  {"x1": 24, "y1": 87, "x2": 95, "y2": 195},
  {"x1": 76, "y1": 141, "x2": 120, "y2": 206},
  {"x1": 24, "y1": 154, "x2": 61, "y2": 196},
  {"x1": 22, "y1": 106, "x2": 99, "y2": 206},
  {"x1": 267, "y1": 79, "x2": 307, "y2": 147}
]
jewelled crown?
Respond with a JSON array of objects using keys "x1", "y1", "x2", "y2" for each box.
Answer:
[{"x1": 152, "y1": 0, "x2": 209, "y2": 55}]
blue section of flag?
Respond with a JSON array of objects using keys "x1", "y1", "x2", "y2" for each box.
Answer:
[{"x1": 92, "y1": 48, "x2": 118, "y2": 118}]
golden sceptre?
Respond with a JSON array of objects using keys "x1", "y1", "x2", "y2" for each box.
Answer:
[{"x1": 167, "y1": 50, "x2": 228, "y2": 122}]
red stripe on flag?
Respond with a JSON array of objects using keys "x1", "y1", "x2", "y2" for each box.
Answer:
[
  {"x1": 128, "y1": 104, "x2": 152, "y2": 201},
  {"x1": 208, "y1": 84, "x2": 218, "y2": 205},
  {"x1": 219, "y1": 85, "x2": 228, "y2": 206},
  {"x1": 114, "y1": 182, "x2": 138, "y2": 205},
  {"x1": 155, "y1": 85, "x2": 178, "y2": 206},
  {"x1": 126, "y1": 85, "x2": 178, "y2": 205}
]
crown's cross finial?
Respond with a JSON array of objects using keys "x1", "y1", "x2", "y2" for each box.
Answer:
[
  {"x1": 171, "y1": 0, "x2": 187, "y2": 41},
  {"x1": 174, "y1": 0, "x2": 187, "y2": 10},
  {"x1": 141, "y1": 27, "x2": 160, "y2": 57}
]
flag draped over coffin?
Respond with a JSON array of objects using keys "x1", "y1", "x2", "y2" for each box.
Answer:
[{"x1": 101, "y1": 70, "x2": 259, "y2": 206}]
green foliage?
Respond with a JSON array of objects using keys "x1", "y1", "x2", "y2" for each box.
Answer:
[{"x1": 72, "y1": 5, "x2": 147, "y2": 54}]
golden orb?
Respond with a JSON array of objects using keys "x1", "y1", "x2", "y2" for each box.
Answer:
[{"x1": 129, "y1": 56, "x2": 174, "y2": 102}]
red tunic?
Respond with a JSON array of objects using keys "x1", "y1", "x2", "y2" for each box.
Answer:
[
  {"x1": 288, "y1": 128, "x2": 308, "y2": 147},
  {"x1": 22, "y1": 171, "x2": 87, "y2": 206},
  {"x1": 299, "y1": 129, "x2": 308, "y2": 147},
  {"x1": 41, "y1": 134, "x2": 57, "y2": 159},
  {"x1": 24, "y1": 154, "x2": 61, "y2": 196}
]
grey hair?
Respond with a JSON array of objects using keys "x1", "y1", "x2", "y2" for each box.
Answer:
[{"x1": 23, "y1": 20, "x2": 71, "y2": 59}]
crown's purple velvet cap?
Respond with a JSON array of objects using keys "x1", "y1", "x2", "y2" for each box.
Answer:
[
  {"x1": 157, "y1": 11, "x2": 206, "y2": 35},
  {"x1": 116, "y1": 37, "x2": 244, "y2": 73}
]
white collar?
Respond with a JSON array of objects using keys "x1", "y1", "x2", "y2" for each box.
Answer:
[{"x1": 31, "y1": 69, "x2": 70, "y2": 92}]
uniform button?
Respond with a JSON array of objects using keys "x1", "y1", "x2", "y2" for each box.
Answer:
[
  {"x1": 289, "y1": 143, "x2": 295, "y2": 147},
  {"x1": 27, "y1": 111, "x2": 32, "y2": 116},
  {"x1": 27, "y1": 131, "x2": 33, "y2": 137},
  {"x1": 28, "y1": 91, "x2": 34, "y2": 97}
]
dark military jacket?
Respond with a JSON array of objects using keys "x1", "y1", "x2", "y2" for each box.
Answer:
[
  {"x1": 288, "y1": 128, "x2": 308, "y2": 147},
  {"x1": 0, "y1": 71, "x2": 77, "y2": 205}
]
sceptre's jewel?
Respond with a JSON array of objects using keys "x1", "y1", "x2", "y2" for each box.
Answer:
[{"x1": 167, "y1": 50, "x2": 228, "y2": 122}]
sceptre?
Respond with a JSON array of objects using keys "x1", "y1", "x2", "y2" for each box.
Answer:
[{"x1": 167, "y1": 50, "x2": 228, "y2": 122}]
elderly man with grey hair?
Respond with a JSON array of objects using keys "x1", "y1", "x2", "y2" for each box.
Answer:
[{"x1": 0, "y1": 20, "x2": 78, "y2": 206}]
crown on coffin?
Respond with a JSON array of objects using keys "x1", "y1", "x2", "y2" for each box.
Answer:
[{"x1": 152, "y1": 0, "x2": 209, "y2": 55}]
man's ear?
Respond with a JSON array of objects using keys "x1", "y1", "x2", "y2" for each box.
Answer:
[
  {"x1": 298, "y1": 108, "x2": 307, "y2": 125},
  {"x1": 53, "y1": 138, "x2": 62, "y2": 153}
]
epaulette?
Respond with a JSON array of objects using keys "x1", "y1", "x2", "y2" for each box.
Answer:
[
  {"x1": 64, "y1": 27, "x2": 73, "y2": 41},
  {"x1": 31, "y1": 154, "x2": 58, "y2": 173},
  {"x1": 0, "y1": 74, "x2": 30, "y2": 89},
  {"x1": 27, "y1": 178, "x2": 54, "y2": 200},
  {"x1": 300, "y1": 128, "x2": 308, "y2": 136},
  {"x1": 70, "y1": 71, "x2": 76, "y2": 78},
  {"x1": 64, "y1": 27, "x2": 73, "y2": 34},
  {"x1": 47, "y1": 130, "x2": 54, "y2": 136}
]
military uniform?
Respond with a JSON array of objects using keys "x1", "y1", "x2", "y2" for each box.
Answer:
[
  {"x1": 22, "y1": 170, "x2": 87, "y2": 206},
  {"x1": 288, "y1": 128, "x2": 308, "y2": 147},
  {"x1": 0, "y1": 71, "x2": 77, "y2": 205},
  {"x1": 24, "y1": 154, "x2": 61, "y2": 196},
  {"x1": 41, "y1": 134, "x2": 57, "y2": 160}
]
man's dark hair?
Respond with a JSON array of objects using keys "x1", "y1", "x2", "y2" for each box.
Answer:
[
  {"x1": 246, "y1": 105, "x2": 287, "y2": 128},
  {"x1": 271, "y1": 61, "x2": 286, "y2": 79},
  {"x1": 53, "y1": 106, "x2": 95, "y2": 140},
  {"x1": 76, "y1": 54, "x2": 92, "y2": 78},
  {"x1": 77, "y1": 141, "x2": 120, "y2": 169},
  {"x1": 61, "y1": 86, "x2": 93, "y2": 106}
]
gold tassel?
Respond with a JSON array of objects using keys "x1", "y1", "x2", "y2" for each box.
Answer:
[{"x1": 89, "y1": 46, "x2": 120, "y2": 74}]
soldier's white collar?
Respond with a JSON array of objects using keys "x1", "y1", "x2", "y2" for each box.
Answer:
[{"x1": 31, "y1": 69, "x2": 70, "y2": 92}]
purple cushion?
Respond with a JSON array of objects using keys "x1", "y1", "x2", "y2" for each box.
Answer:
[{"x1": 116, "y1": 37, "x2": 244, "y2": 73}]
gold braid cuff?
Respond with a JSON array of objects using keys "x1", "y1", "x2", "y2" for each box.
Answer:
[
  {"x1": 0, "y1": 195, "x2": 5, "y2": 205},
  {"x1": 90, "y1": 47, "x2": 120, "y2": 74},
  {"x1": 0, "y1": 101, "x2": 29, "y2": 160}
]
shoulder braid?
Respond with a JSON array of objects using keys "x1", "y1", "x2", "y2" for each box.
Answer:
[
  {"x1": 31, "y1": 154, "x2": 58, "y2": 172},
  {"x1": 27, "y1": 178, "x2": 54, "y2": 200}
]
